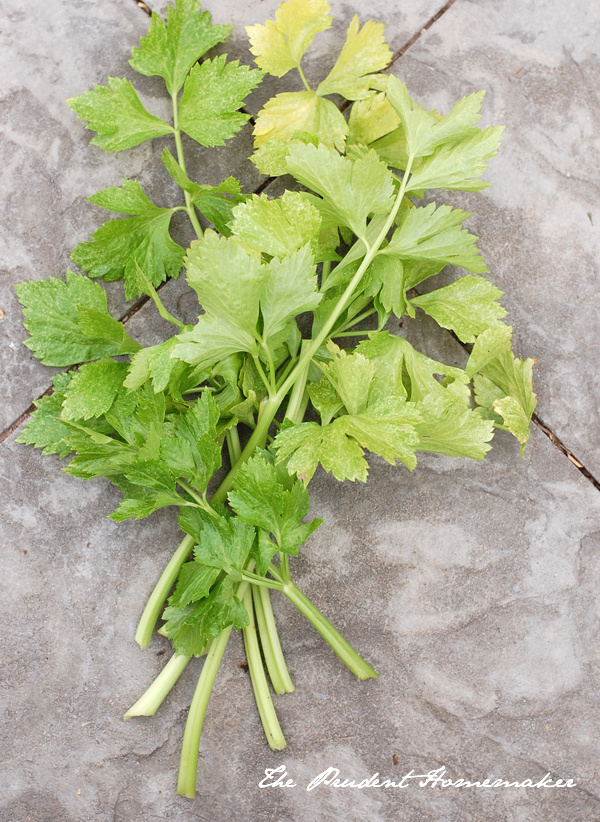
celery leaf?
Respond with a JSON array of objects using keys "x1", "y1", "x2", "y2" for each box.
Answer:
[
  {"x1": 129, "y1": 0, "x2": 232, "y2": 94},
  {"x1": 71, "y1": 180, "x2": 185, "y2": 299},
  {"x1": 67, "y1": 77, "x2": 173, "y2": 152},
  {"x1": 229, "y1": 455, "x2": 323, "y2": 561},
  {"x1": 178, "y1": 56, "x2": 263, "y2": 147},
  {"x1": 317, "y1": 17, "x2": 391, "y2": 100},
  {"x1": 411, "y1": 276, "x2": 507, "y2": 343},
  {"x1": 246, "y1": 0, "x2": 332, "y2": 77},
  {"x1": 15, "y1": 271, "x2": 140, "y2": 366}
]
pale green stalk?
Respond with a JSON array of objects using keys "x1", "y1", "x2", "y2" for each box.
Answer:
[
  {"x1": 177, "y1": 569, "x2": 259, "y2": 798},
  {"x1": 242, "y1": 589, "x2": 287, "y2": 749},
  {"x1": 135, "y1": 533, "x2": 195, "y2": 648},
  {"x1": 269, "y1": 564, "x2": 378, "y2": 680},
  {"x1": 171, "y1": 92, "x2": 204, "y2": 240},
  {"x1": 124, "y1": 653, "x2": 191, "y2": 718},
  {"x1": 177, "y1": 628, "x2": 232, "y2": 798},
  {"x1": 253, "y1": 585, "x2": 294, "y2": 694}
]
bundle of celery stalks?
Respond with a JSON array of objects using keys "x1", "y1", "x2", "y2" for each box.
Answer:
[{"x1": 15, "y1": 0, "x2": 535, "y2": 797}]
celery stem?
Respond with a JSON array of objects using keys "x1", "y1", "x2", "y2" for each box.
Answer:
[
  {"x1": 124, "y1": 653, "x2": 191, "y2": 718},
  {"x1": 242, "y1": 589, "x2": 287, "y2": 750},
  {"x1": 253, "y1": 585, "x2": 294, "y2": 694}
]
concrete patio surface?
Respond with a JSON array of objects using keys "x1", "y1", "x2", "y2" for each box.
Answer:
[{"x1": 1, "y1": 0, "x2": 599, "y2": 820}]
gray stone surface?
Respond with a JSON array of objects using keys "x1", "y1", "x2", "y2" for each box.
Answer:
[
  {"x1": 387, "y1": 0, "x2": 600, "y2": 477},
  {"x1": 3, "y1": 1, "x2": 600, "y2": 821}
]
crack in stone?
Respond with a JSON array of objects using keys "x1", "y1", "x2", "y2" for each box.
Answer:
[
  {"x1": 132, "y1": 0, "x2": 152, "y2": 16},
  {"x1": 389, "y1": 0, "x2": 462, "y2": 65}
]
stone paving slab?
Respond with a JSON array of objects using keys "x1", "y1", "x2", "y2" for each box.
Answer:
[
  {"x1": 3, "y1": 351, "x2": 600, "y2": 819},
  {"x1": 387, "y1": 0, "x2": 600, "y2": 477}
]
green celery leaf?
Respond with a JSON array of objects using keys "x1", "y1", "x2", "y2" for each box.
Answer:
[
  {"x1": 61, "y1": 385, "x2": 168, "y2": 483},
  {"x1": 401, "y1": 259, "x2": 447, "y2": 291},
  {"x1": 109, "y1": 474, "x2": 184, "y2": 521},
  {"x1": 161, "y1": 391, "x2": 221, "y2": 492},
  {"x1": 493, "y1": 395, "x2": 531, "y2": 453},
  {"x1": 250, "y1": 138, "x2": 294, "y2": 177},
  {"x1": 286, "y1": 143, "x2": 394, "y2": 239},
  {"x1": 172, "y1": 314, "x2": 259, "y2": 369},
  {"x1": 168, "y1": 561, "x2": 222, "y2": 608},
  {"x1": 14, "y1": 271, "x2": 139, "y2": 366},
  {"x1": 15, "y1": 373, "x2": 75, "y2": 457},
  {"x1": 193, "y1": 517, "x2": 255, "y2": 579},
  {"x1": 63, "y1": 383, "x2": 167, "y2": 481},
  {"x1": 473, "y1": 373, "x2": 505, "y2": 415},
  {"x1": 132, "y1": 386, "x2": 167, "y2": 460},
  {"x1": 260, "y1": 244, "x2": 322, "y2": 345},
  {"x1": 317, "y1": 16, "x2": 392, "y2": 100},
  {"x1": 67, "y1": 77, "x2": 173, "y2": 152},
  {"x1": 124, "y1": 336, "x2": 179, "y2": 393},
  {"x1": 275, "y1": 420, "x2": 367, "y2": 484},
  {"x1": 411, "y1": 275, "x2": 507, "y2": 343},
  {"x1": 178, "y1": 55, "x2": 263, "y2": 147},
  {"x1": 229, "y1": 455, "x2": 323, "y2": 556},
  {"x1": 318, "y1": 341, "x2": 374, "y2": 416},
  {"x1": 407, "y1": 127, "x2": 504, "y2": 193},
  {"x1": 465, "y1": 324, "x2": 513, "y2": 378},
  {"x1": 71, "y1": 180, "x2": 185, "y2": 298},
  {"x1": 351, "y1": 332, "x2": 407, "y2": 405},
  {"x1": 252, "y1": 530, "x2": 279, "y2": 576},
  {"x1": 185, "y1": 231, "x2": 263, "y2": 335},
  {"x1": 385, "y1": 79, "x2": 438, "y2": 159},
  {"x1": 275, "y1": 392, "x2": 421, "y2": 484},
  {"x1": 63, "y1": 433, "x2": 138, "y2": 480},
  {"x1": 123, "y1": 459, "x2": 179, "y2": 494},
  {"x1": 371, "y1": 125, "x2": 410, "y2": 171},
  {"x1": 230, "y1": 190, "x2": 321, "y2": 257},
  {"x1": 250, "y1": 131, "x2": 318, "y2": 176},
  {"x1": 61, "y1": 359, "x2": 129, "y2": 421},
  {"x1": 415, "y1": 392, "x2": 494, "y2": 460},
  {"x1": 76, "y1": 307, "x2": 141, "y2": 355},
  {"x1": 246, "y1": 0, "x2": 332, "y2": 77},
  {"x1": 307, "y1": 375, "x2": 343, "y2": 425},
  {"x1": 124, "y1": 334, "x2": 207, "y2": 401},
  {"x1": 366, "y1": 254, "x2": 409, "y2": 317},
  {"x1": 164, "y1": 576, "x2": 249, "y2": 656},
  {"x1": 467, "y1": 326, "x2": 536, "y2": 449},
  {"x1": 228, "y1": 393, "x2": 259, "y2": 428},
  {"x1": 173, "y1": 231, "x2": 264, "y2": 367},
  {"x1": 129, "y1": 0, "x2": 232, "y2": 94},
  {"x1": 323, "y1": 212, "x2": 387, "y2": 291},
  {"x1": 178, "y1": 506, "x2": 221, "y2": 544},
  {"x1": 382, "y1": 203, "x2": 488, "y2": 273},
  {"x1": 174, "y1": 233, "x2": 320, "y2": 367},
  {"x1": 342, "y1": 397, "x2": 421, "y2": 468},
  {"x1": 253, "y1": 91, "x2": 348, "y2": 152},
  {"x1": 347, "y1": 92, "x2": 400, "y2": 146},
  {"x1": 192, "y1": 180, "x2": 246, "y2": 236},
  {"x1": 386, "y1": 78, "x2": 485, "y2": 159},
  {"x1": 357, "y1": 331, "x2": 470, "y2": 404}
]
